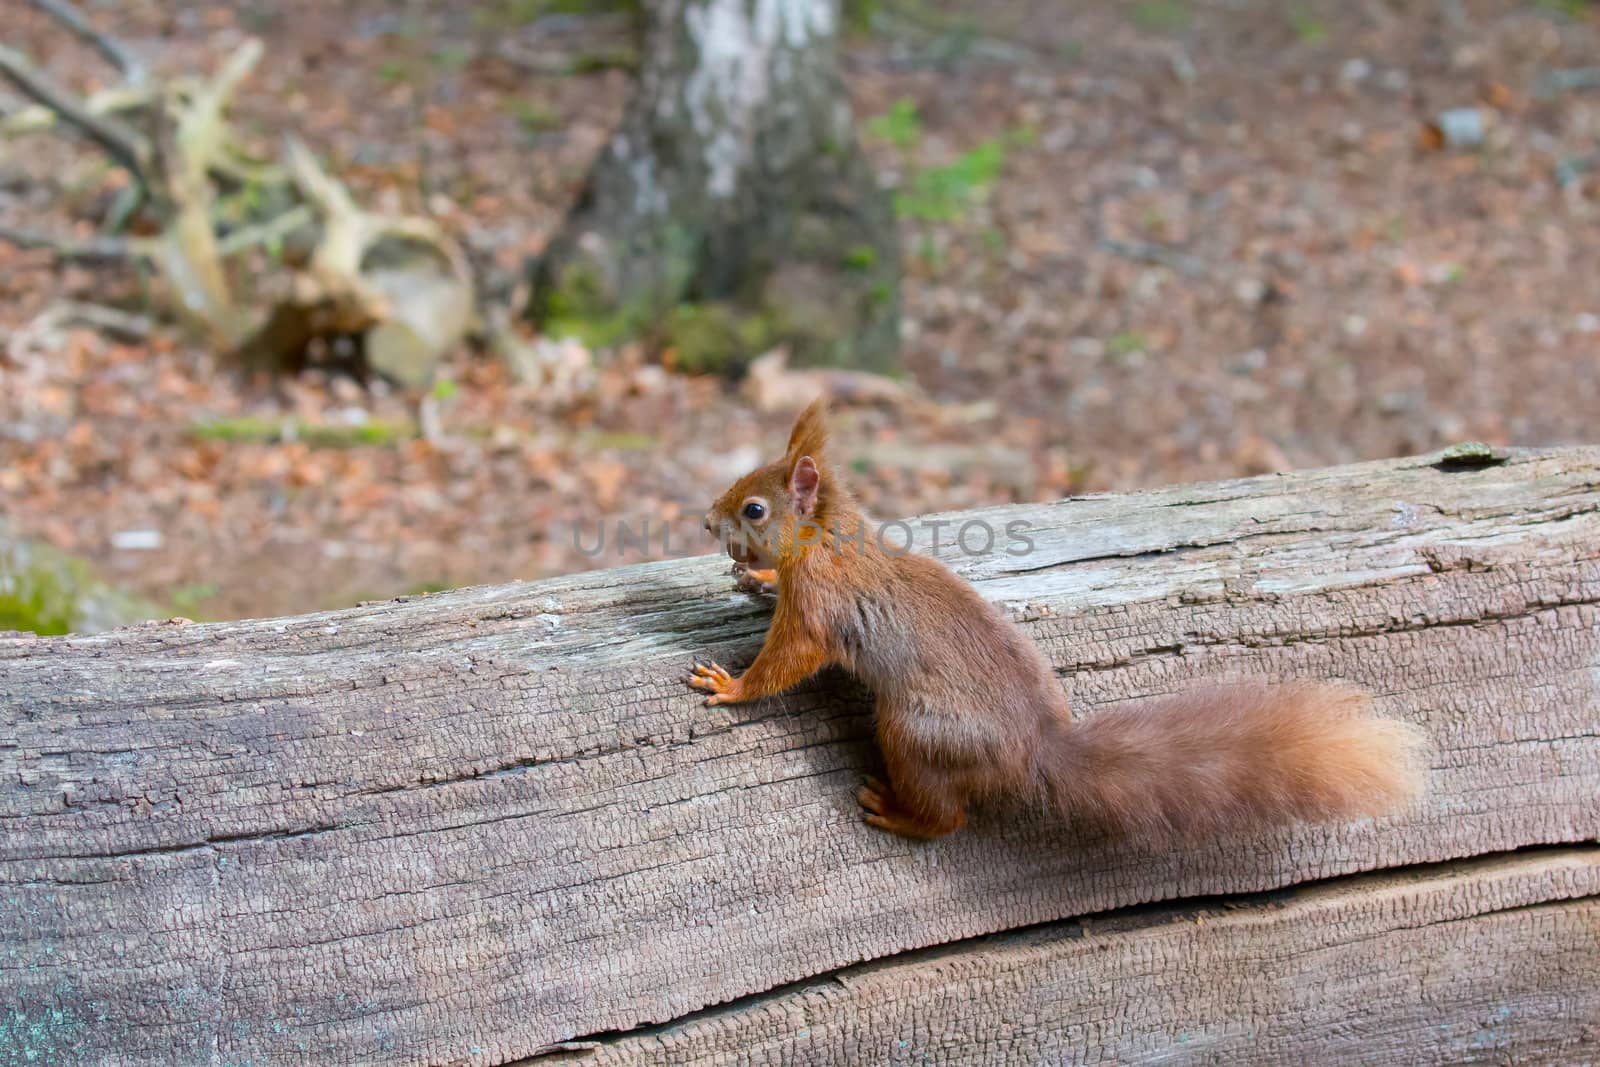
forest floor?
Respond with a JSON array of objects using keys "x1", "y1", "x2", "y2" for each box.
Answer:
[{"x1": 3, "y1": 0, "x2": 1598, "y2": 622}]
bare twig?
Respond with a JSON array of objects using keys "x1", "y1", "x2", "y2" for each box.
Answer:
[
  {"x1": 215, "y1": 205, "x2": 313, "y2": 257},
  {"x1": 1536, "y1": 67, "x2": 1600, "y2": 100},
  {"x1": 6, "y1": 299, "x2": 153, "y2": 362},
  {"x1": 0, "y1": 82, "x2": 153, "y2": 136},
  {"x1": 209, "y1": 143, "x2": 287, "y2": 188},
  {"x1": 184, "y1": 38, "x2": 261, "y2": 142},
  {"x1": 0, "y1": 223, "x2": 143, "y2": 261},
  {"x1": 49, "y1": 300, "x2": 154, "y2": 340},
  {"x1": 0, "y1": 44, "x2": 149, "y2": 177},
  {"x1": 282, "y1": 135, "x2": 379, "y2": 307},
  {"x1": 26, "y1": 0, "x2": 147, "y2": 84},
  {"x1": 367, "y1": 215, "x2": 474, "y2": 284},
  {"x1": 1556, "y1": 154, "x2": 1600, "y2": 189},
  {"x1": 166, "y1": 39, "x2": 263, "y2": 190},
  {"x1": 137, "y1": 38, "x2": 267, "y2": 347},
  {"x1": 1097, "y1": 237, "x2": 1210, "y2": 279}
]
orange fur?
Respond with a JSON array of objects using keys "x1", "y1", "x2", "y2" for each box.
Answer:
[{"x1": 689, "y1": 403, "x2": 1426, "y2": 840}]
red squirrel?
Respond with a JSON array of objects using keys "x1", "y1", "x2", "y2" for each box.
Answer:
[{"x1": 688, "y1": 400, "x2": 1425, "y2": 840}]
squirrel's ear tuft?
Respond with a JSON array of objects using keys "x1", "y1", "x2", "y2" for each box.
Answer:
[
  {"x1": 785, "y1": 397, "x2": 829, "y2": 463},
  {"x1": 790, "y1": 456, "x2": 821, "y2": 516}
]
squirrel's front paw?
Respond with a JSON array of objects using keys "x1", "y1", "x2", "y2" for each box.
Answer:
[
  {"x1": 732, "y1": 562, "x2": 778, "y2": 596},
  {"x1": 687, "y1": 662, "x2": 743, "y2": 706}
]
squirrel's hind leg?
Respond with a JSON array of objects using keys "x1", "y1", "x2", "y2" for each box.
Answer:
[{"x1": 857, "y1": 748, "x2": 969, "y2": 840}]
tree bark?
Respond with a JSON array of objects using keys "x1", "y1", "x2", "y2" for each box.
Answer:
[
  {"x1": 2, "y1": 446, "x2": 1598, "y2": 1065},
  {"x1": 527, "y1": 0, "x2": 900, "y2": 373}
]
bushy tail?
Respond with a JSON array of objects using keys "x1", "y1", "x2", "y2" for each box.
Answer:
[{"x1": 1042, "y1": 683, "x2": 1426, "y2": 839}]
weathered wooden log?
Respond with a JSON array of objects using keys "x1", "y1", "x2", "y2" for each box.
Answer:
[
  {"x1": 2, "y1": 445, "x2": 1598, "y2": 1066},
  {"x1": 590, "y1": 849, "x2": 1600, "y2": 1065}
]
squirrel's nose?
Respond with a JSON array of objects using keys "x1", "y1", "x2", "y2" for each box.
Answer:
[{"x1": 702, "y1": 513, "x2": 713, "y2": 533}]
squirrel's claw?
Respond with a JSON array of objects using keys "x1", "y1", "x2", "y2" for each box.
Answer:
[
  {"x1": 858, "y1": 776, "x2": 892, "y2": 818},
  {"x1": 687, "y1": 661, "x2": 741, "y2": 706},
  {"x1": 732, "y1": 562, "x2": 778, "y2": 596}
]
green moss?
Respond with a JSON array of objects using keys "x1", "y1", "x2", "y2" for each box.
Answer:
[
  {"x1": 580, "y1": 430, "x2": 658, "y2": 450},
  {"x1": 542, "y1": 262, "x2": 607, "y2": 319},
  {"x1": 540, "y1": 262, "x2": 654, "y2": 349},
  {"x1": 189, "y1": 416, "x2": 278, "y2": 443},
  {"x1": 570, "y1": 46, "x2": 639, "y2": 73},
  {"x1": 472, "y1": 0, "x2": 640, "y2": 30},
  {"x1": 189, "y1": 417, "x2": 417, "y2": 448},
  {"x1": 1534, "y1": 0, "x2": 1590, "y2": 17},
  {"x1": 665, "y1": 303, "x2": 776, "y2": 374},
  {"x1": 543, "y1": 314, "x2": 631, "y2": 349},
  {"x1": 842, "y1": 244, "x2": 879, "y2": 271},
  {"x1": 402, "y1": 580, "x2": 452, "y2": 596},
  {"x1": 0, "y1": 536, "x2": 157, "y2": 636},
  {"x1": 0, "y1": 565, "x2": 78, "y2": 636}
]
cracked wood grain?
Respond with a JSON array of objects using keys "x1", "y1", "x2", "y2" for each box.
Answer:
[
  {"x1": 2, "y1": 446, "x2": 1598, "y2": 1066},
  {"x1": 586, "y1": 848, "x2": 1600, "y2": 1066}
]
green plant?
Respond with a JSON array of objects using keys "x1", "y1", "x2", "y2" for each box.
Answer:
[
  {"x1": 895, "y1": 138, "x2": 1007, "y2": 221},
  {"x1": 842, "y1": 244, "x2": 879, "y2": 271},
  {"x1": 403, "y1": 580, "x2": 452, "y2": 595},
  {"x1": 1289, "y1": 7, "x2": 1328, "y2": 43},
  {"x1": 1131, "y1": 1, "x2": 1188, "y2": 31},
  {"x1": 866, "y1": 98, "x2": 923, "y2": 150},
  {"x1": 433, "y1": 44, "x2": 473, "y2": 70},
  {"x1": 377, "y1": 58, "x2": 411, "y2": 84},
  {"x1": 508, "y1": 98, "x2": 560, "y2": 133},
  {"x1": 1109, "y1": 331, "x2": 1150, "y2": 356},
  {"x1": 169, "y1": 582, "x2": 220, "y2": 618},
  {"x1": 843, "y1": 0, "x2": 882, "y2": 33},
  {"x1": 1534, "y1": 0, "x2": 1590, "y2": 17}
]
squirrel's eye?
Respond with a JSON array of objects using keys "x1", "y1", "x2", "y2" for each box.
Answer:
[{"x1": 742, "y1": 501, "x2": 766, "y2": 521}]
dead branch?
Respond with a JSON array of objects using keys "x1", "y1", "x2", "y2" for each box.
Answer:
[
  {"x1": 25, "y1": 0, "x2": 147, "y2": 84},
  {"x1": 175, "y1": 39, "x2": 262, "y2": 171},
  {"x1": 0, "y1": 223, "x2": 142, "y2": 262},
  {"x1": 1536, "y1": 67, "x2": 1600, "y2": 99},
  {"x1": 0, "y1": 44, "x2": 149, "y2": 178},
  {"x1": 1097, "y1": 237, "x2": 1211, "y2": 279},
  {"x1": 266, "y1": 137, "x2": 473, "y2": 382},
  {"x1": 215, "y1": 205, "x2": 314, "y2": 257},
  {"x1": 4, "y1": 30, "x2": 470, "y2": 382},
  {"x1": 0, "y1": 82, "x2": 152, "y2": 136}
]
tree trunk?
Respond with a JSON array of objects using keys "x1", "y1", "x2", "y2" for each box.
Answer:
[
  {"x1": 527, "y1": 0, "x2": 900, "y2": 374},
  {"x1": 3, "y1": 447, "x2": 1598, "y2": 1065}
]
